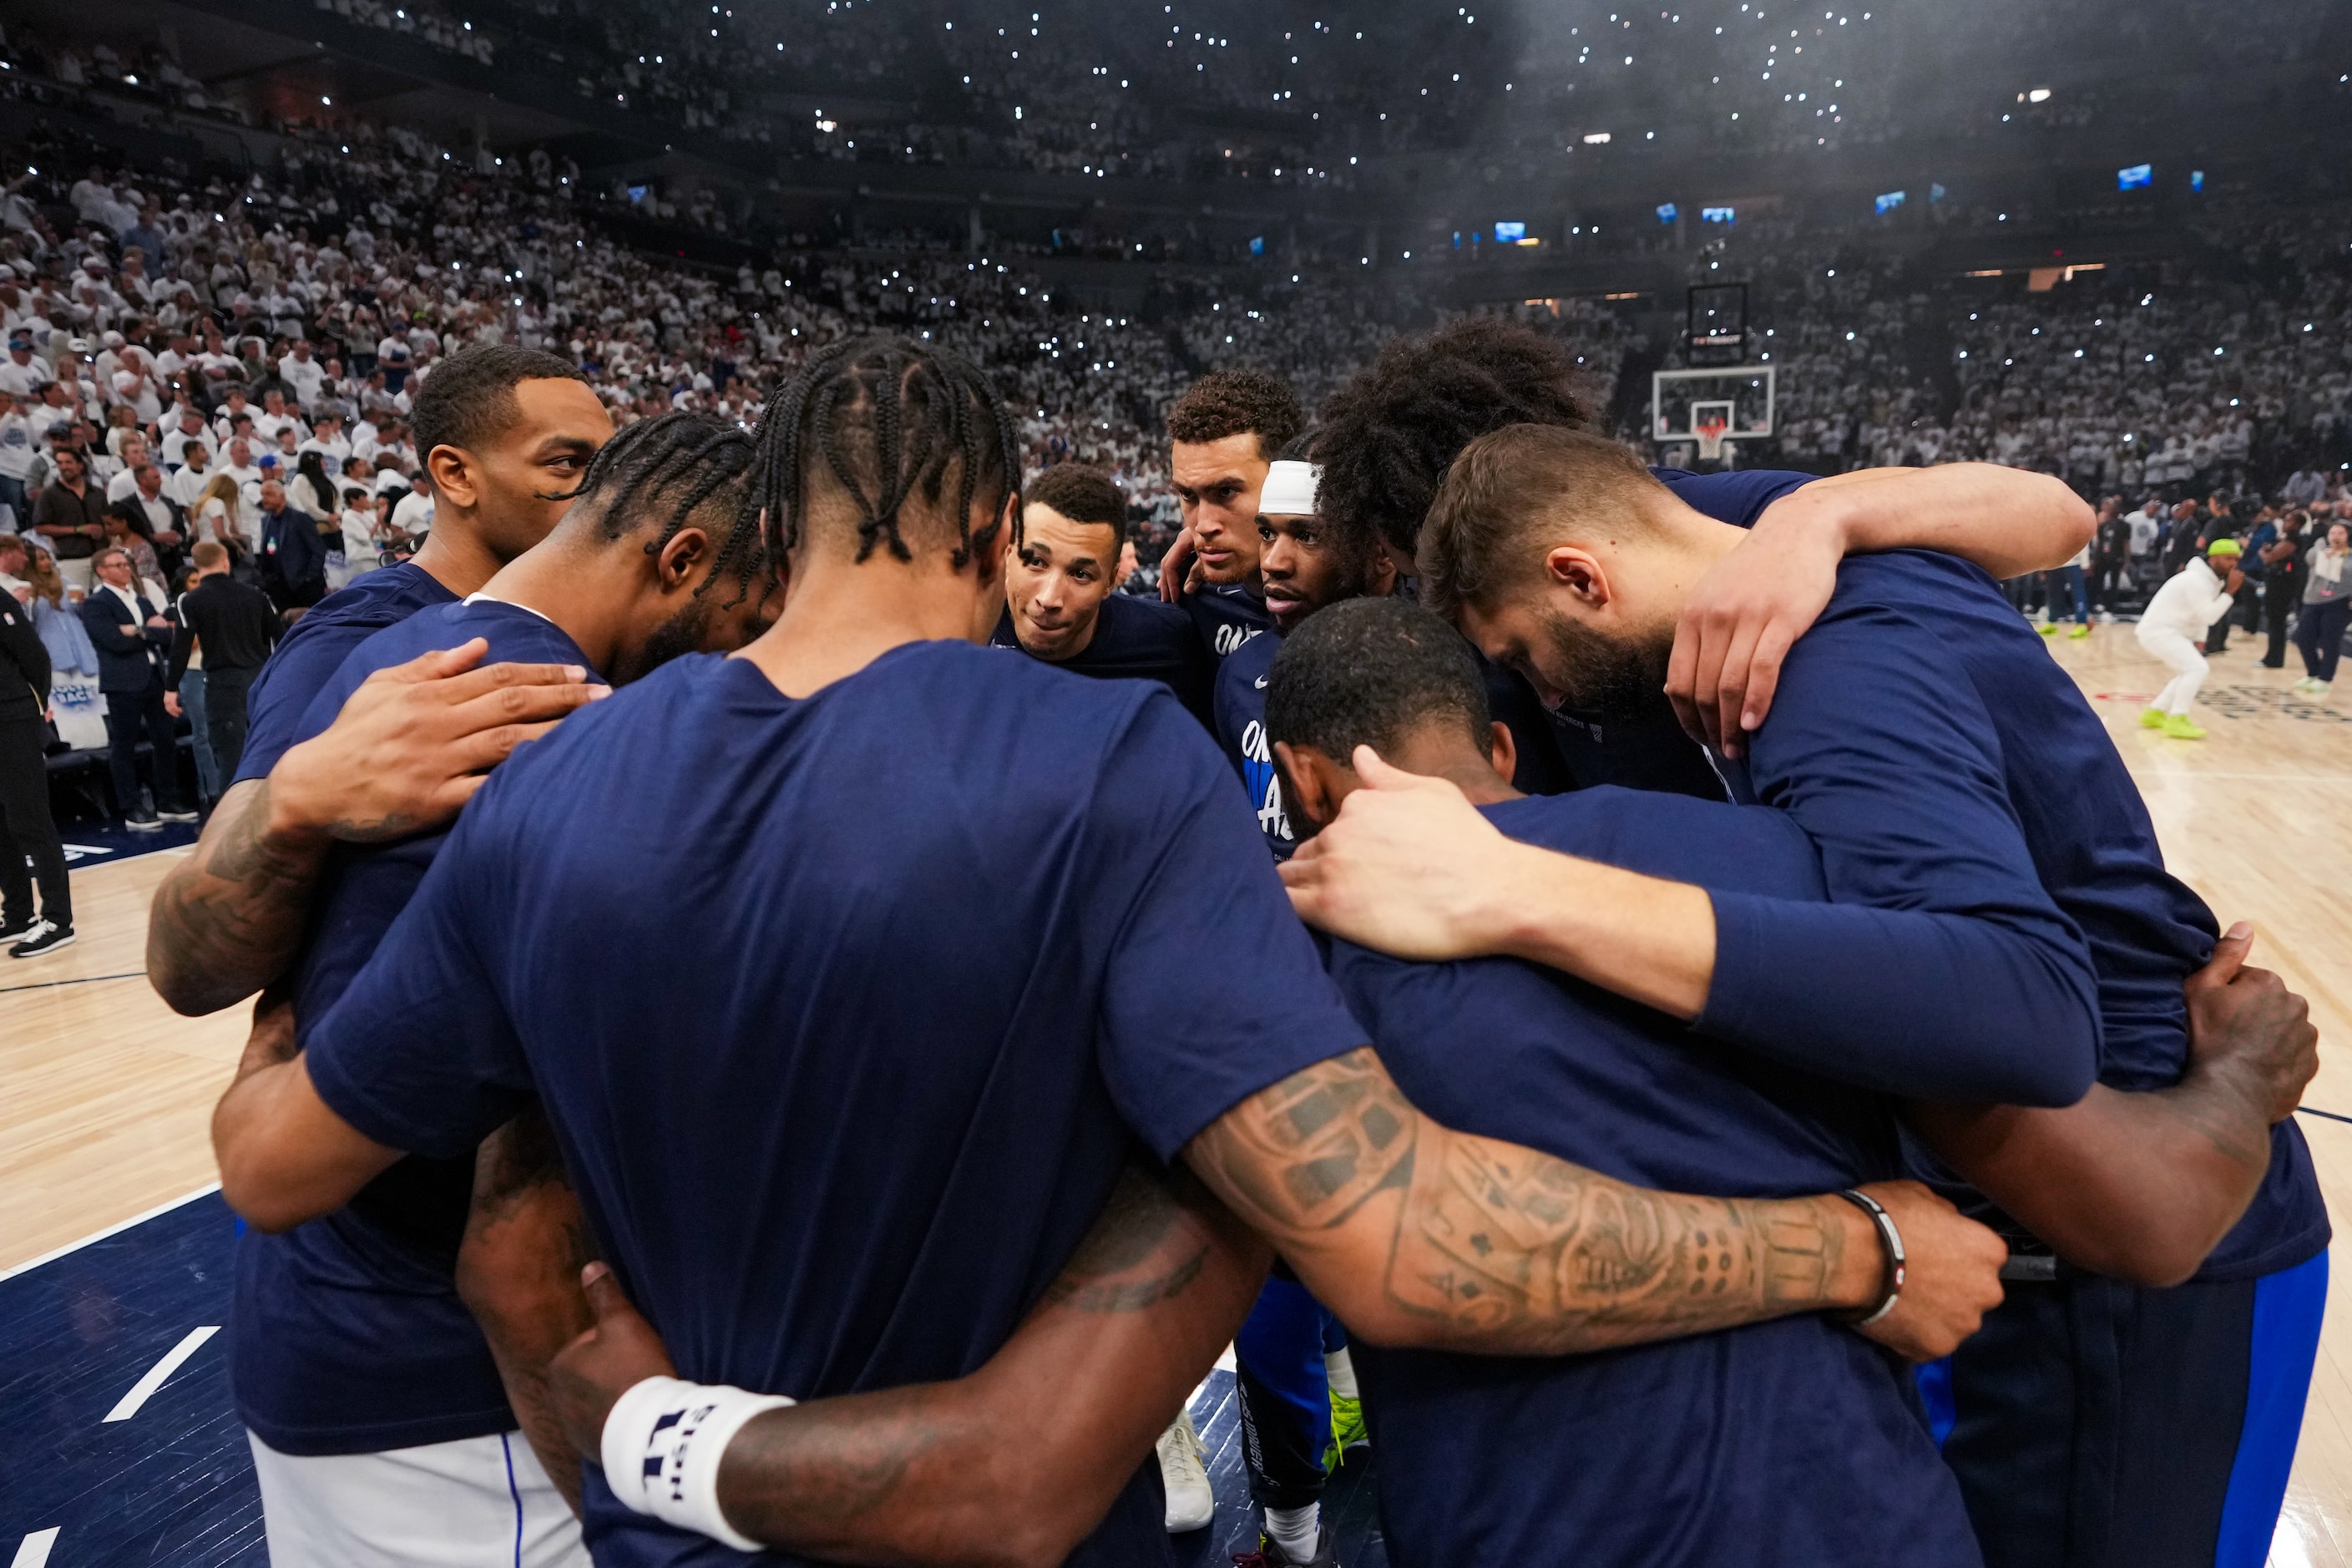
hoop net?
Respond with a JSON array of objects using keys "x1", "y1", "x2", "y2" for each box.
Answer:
[{"x1": 1697, "y1": 414, "x2": 1729, "y2": 462}]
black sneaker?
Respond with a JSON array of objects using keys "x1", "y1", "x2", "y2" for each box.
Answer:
[
  {"x1": 0, "y1": 915, "x2": 36, "y2": 944},
  {"x1": 125, "y1": 813, "x2": 164, "y2": 832},
  {"x1": 9, "y1": 920, "x2": 75, "y2": 959},
  {"x1": 157, "y1": 806, "x2": 200, "y2": 823}
]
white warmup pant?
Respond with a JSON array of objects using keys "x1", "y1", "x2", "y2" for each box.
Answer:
[
  {"x1": 2136, "y1": 624, "x2": 2210, "y2": 716},
  {"x1": 248, "y1": 1429, "x2": 589, "y2": 1568}
]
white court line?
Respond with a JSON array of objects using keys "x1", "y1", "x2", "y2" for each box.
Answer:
[
  {"x1": 0, "y1": 1184, "x2": 220, "y2": 1283},
  {"x1": 2137, "y1": 772, "x2": 2352, "y2": 783},
  {"x1": 11, "y1": 1529, "x2": 60, "y2": 1567},
  {"x1": 103, "y1": 1325, "x2": 220, "y2": 1423}
]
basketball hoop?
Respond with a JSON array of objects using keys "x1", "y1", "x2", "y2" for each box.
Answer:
[{"x1": 1697, "y1": 413, "x2": 1729, "y2": 463}]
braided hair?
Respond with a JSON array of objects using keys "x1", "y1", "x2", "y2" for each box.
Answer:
[
  {"x1": 749, "y1": 335, "x2": 1019, "y2": 571},
  {"x1": 553, "y1": 410, "x2": 769, "y2": 608}
]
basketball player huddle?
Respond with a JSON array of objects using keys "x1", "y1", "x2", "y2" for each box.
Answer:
[{"x1": 154, "y1": 321, "x2": 2324, "y2": 1568}]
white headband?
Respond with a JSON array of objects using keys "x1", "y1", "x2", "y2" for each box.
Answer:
[{"x1": 1258, "y1": 459, "x2": 1321, "y2": 518}]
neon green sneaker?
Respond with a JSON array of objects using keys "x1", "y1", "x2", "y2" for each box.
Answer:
[
  {"x1": 2140, "y1": 707, "x2": 2167, "y2": 729},
  {"x1": 1324, "y1": 1393, "x2": 1369, "y2": 1472},
  {"x1": 2038, "y1": 621, "x2": 2060, "y2": 637},
  {"x1": 2161, "y1": 715, "x2": 2208, "y2": 740},
  {"x1": 2069, "y1": 624, "x2": 2092, "y2": 640}
]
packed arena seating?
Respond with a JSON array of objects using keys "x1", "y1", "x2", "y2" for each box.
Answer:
[{"x1": 4, "y1": 0, "x2": 2349, "y2": 569}]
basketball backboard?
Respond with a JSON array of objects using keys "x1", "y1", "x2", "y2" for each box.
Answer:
[{"x1": 1651, "y1": 365, "x2": 1774, "y2": 461}]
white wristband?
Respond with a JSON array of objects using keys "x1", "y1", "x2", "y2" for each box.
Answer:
[{"x1": 602, "y1": 1374, "x2": 795, "y2": 1552}]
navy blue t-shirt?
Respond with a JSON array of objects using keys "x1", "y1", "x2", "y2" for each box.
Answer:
[
  {"x1": 989, "y1": 592, "x2": 1211, "y2": 720},
  {"x1": 301, "y1": 642, "x2": 1369, "y2": 1567},
  {"x1": 231, "y1": 599, "x2": 604, "y2": 1456},
  {"x1": 1179, "y1": 579, "x2": 1274, "y2": 661},
  {"x1": 1702, "y1": 550, "x2": 2325, "y2": 1279},
  {"x1": 235, "y1": 562, "x2": 460, "y2": 782},
  {"x1": 1211, "y1": 630, "x2": 1292, "y2": 860},
  {"x1": 1329, "y1": 788, "x2": 1975, "y2": 1568}
]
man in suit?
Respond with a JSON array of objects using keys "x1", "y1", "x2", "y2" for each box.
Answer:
[
  {"x1": 255, "y1": 477, "x2": 331, "y2": 611},
  {"x1": 111, "y1": 462, "x2": 188, "y2": 579},
  {"x1": 81, "y1": 545, "x2": 195, "y2": 829}
]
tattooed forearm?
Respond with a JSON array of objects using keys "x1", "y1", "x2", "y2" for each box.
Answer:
[
  {"x1": 1039, "y1": 1161, "x2": 1212, "y2": 1313},
  {"x1": 709, "y1": 1160, "x2": 1266, "y2": 1564},
  {"x1": 720, "y1": 1390, "x2": 952, "y2": 1551},
  {"x1": 148, "y1": 780, "x2": 331, "y2": 1016},
  {"x1": 1383, "y1": 1132, "x2": 1846, "y2": 1351},
  {"x1": 1186, "y1": 1049, "x2": 1865, "y2": 1356}
]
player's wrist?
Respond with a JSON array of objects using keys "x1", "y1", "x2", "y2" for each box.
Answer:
[
  {"x1": 260, "y1": 748, "x2": 340, "y2": 847},
  {"x1": 1828, "y1": 1189, "x2": 1906, "y2": 1324},
  {"x1": 1486, "y1": 840, "x2": 1576, "y2": 963},
  {"x1": 602, "y1": 1374, "x2": 794, "y2": 1550},
  {"x1": 1757, "y1": 485, "x2": 1858, "y2": 558},
  {"x1": 1817, "y1": 1196, "x2": 1891, "y2": 1313}
]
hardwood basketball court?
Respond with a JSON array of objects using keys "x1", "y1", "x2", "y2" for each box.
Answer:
[{"x1": 2, "y1": 623, "x2": 2345, "y2": 1565}]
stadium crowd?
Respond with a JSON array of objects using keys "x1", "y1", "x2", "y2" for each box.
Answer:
[{"x1": 1, "y1": 0, "x2": 2347, "y2": 840}]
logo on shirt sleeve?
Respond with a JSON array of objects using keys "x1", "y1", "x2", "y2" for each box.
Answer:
[{"x1": 1238, "y1": 720, "x2": 1292, "y2": 846}]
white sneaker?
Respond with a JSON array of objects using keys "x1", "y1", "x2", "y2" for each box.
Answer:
[{"x1": 1157, "y1": 1409, "x2": 1215, "y2": 1533}]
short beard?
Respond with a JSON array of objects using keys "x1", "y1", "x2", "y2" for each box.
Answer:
[
  {"x1": 1272, "y1": 547, "x2": 1386, "y2": 633},
  {"x1": 1534, "y1": 604, "x2": 1670, "y2": 721},
  {"x1": 614, "y1": 595, "x2": 712, "y2": 686}
]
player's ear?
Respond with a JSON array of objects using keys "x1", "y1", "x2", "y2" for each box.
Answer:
[
  {"x1": 1487, "y1": 721, "x2": 1518, "y2": 788},
  {"x1": 1543, "y1": 545, "x2": 1609, "y2": 608},
  {"x1": 655, "y1": 525, "x2": 711, "y2": 589},
  {"x1": 1272, "y1": 740, "x2": 1343, "y2": 834},
  {"x1": 425, "y1": 444, "x2": 478, "y2": 511},
  {"x1": 977, "y1": 490, "x2": 1019, "y2": 584}
]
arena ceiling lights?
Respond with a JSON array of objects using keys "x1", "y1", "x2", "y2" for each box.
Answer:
[{"x1": 1582, "y1": 131, "x2": 1612, "y2": 144}]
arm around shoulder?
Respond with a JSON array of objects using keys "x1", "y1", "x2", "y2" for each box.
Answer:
[
  {"x1": 1180, "y1": 1047, "x2": 2004, "y2": 1362},
  {"x1": 557, "y1": 1161, "x2": 1269, "y2": 1565},
  {"x1": 1778, "y1": 463, "x2": 2094, "y2": 579}
]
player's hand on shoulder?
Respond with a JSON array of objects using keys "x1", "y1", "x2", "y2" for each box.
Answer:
[
  {"x1": 1667, "y1": 505, "x2": 1843, "y2": 758},
  {"x1": 1847, "y1": 1180, "x2": 2006, "y2": 1363},
  {"x1": 1157, "y1": 528, "x2": 1196, "y2": 604},
  {"x1": 272, "y1": 636, "x2": 609, "y2": 842},
  {"x1": 550, "y1": 1262, "x2": 676, "y2": 1461},
  {"x1": 1279, "y1": 746, "x2": 1525, "y2": 963},
  {"x1": 2185, "y1": 922, "x2": 2319, "y2": 1126}
]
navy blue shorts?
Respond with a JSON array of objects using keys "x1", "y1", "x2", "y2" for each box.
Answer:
[{"x1": 1919, "y1": 1250, "x2": 2325, "y2": 1568}]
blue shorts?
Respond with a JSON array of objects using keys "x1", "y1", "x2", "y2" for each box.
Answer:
[{"x1": 1920, "y1": 1249, "x2": 2325, "y2": 1568}]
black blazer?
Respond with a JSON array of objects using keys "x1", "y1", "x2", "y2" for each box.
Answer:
[
  {"x1": 80, "y1": 583, "x2": 175, "y2": 694},
  {"x1": 258, "y1": 503, "x2": 332, "y2": 589},
  {"x1": 110, "y1": 491, "x2": 187, "y2": 544}
]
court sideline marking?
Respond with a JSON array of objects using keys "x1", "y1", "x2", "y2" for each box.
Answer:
[
  {"x1": 102, "y1": 1325, "x2": 220, "y2": 1422},
  {"x1": 0, "y1": 1183, "x2": 220, "y2": 1283},
  {"x1": 0, "y1": 971, "x2": 149, "y2": 996},
  {"x1": 9, "y1": 1529, "x2": 59, "y2": 1567}
]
